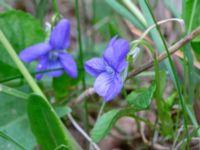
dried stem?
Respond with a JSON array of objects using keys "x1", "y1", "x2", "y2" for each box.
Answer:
[
  {"x1": 67, "y1": 114, "x2": 100, "y2": 150},
  {"x1": 128, "y1": 26, "x2": 200, "y2": 77}
]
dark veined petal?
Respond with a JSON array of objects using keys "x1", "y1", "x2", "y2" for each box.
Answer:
[
  {"x1": 84, "y1": 58, "x2": 105, "y2": 77},
  {"x1": 103, "y1": 37, "x2": 129, "y2": 71},
  {"x1": 47, "y1": 60, "x2": 64, "y2": 77},
  {"x1": 19, "y1": 43, "x2": 52, "y2": 63},
  {"x1": 36, "y1": 57, "x2": 63, "y2": 79},
  {"x1": 94, "y1": 72, "x2": 123, "y2": 102},
  {"x1": 59, "y1": 52, "x2": 77, "y2": 78},
  {"x1": 49, "y1": 19, "x2": 70, "y2": 50},
  {"x1": 35, "y1": 57, "x2": 48, "y2": 80}
]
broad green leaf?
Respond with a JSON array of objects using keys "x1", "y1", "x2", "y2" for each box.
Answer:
[
  {"x1": 0, "y1": 131, "x2": 26, "y2": 150},
  {"x1": 0, "y1": 62, "x2": 19, "y2": 82},
  {"x1": 0, "y1": 93, "x2": 36, "y2": 150},
  {"x1": 0, "y1": 84, "x2": 28, "y2": 99},
  {"x1": 0, "y1": 10, "x2": 45, "y2": 66},
  {"x1": 182, "y1": 0, "x2": 200, "y2": 60},
  {"x1": 27, "y1": 94, "x2": 80, "y2": 150},
  {"x1": 91, "y1": 107, "x2": 140, "y2": 143},
  {"x1": 126, "y1": 82, "x2": 156, "y2": 109},
  {"x1": 0, "y1": 10, "x2": 45, "y2": 80},
  {"x1": 105, "y1": 0, "x2": 146, "y2": 31}
]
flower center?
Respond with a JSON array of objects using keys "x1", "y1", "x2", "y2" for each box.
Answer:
[
  {"x1": 105, "y1": 65, "x2": 115, "y2": 75},
  {"x1": 48, "y1": 50, "x2": 59, "y2": 61}
]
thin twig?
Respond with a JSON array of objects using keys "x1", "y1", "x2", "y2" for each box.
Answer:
[
  {"x1": 128, "y1": 26, "x2": 200, "y2": 77},
  {"x1": 71, "y1": 88, "x2": 95, "y2": 106},
  {"x1": 67, "y1": 114, "x2": 101, "y2": 150}
]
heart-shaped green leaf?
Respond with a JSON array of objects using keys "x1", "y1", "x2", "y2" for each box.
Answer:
[{"x1": 127, "y1": 82, "x2": 156, "y2": 109}]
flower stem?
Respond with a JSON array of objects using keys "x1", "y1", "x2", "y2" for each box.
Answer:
[
  {"x1": 52, "y1": 0, "x2": 60, "y2": 16},
  {"x1": 75, "y1": 0, "x2": 86, "y2": 89},
  {"x1": 75, "y1": 0, "x2": 89, "y2": 135},
  {"x1": 0, "y1": 30, "x2": 46, "y2": 99}
]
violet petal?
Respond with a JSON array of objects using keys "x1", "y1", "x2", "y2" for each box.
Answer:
[
  {"x1": 49, "y1": 19, "x2": 70, "y2": 50},
  {"x1": 59, "y1": 52, "x2": 77, "y2": 78},
  {"x1": 103, "y1": 38, "x2": 129, "y2": 71},
  {"x1": 84, "y1": 58, "x2": 105, "y2": 77},
  {"x1": 47, "y1": 60, "x2": 64, "y2": 77},
  {"x1": 19, "y1": 43, "x2": 52, "y2": 63},
  {"x1": 94, "y1": 72, "x2": 123, "y2": 101}
]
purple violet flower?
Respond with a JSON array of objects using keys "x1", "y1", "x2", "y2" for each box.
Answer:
[
  {"x1": 84, "y1": 36, "x2": 129, "y2": 101},
  {"x1": 19, "y1": 19, "x2": 77, "y2": 80}
]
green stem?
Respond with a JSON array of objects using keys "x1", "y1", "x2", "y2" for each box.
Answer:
[
  {"x1": 0, "y1": 30, "x2": 46, "y2": 99},
  {"x1": 52, "y1": 0, "x2": 60, "y2": 16},
  {"x1": 140, "y1": 41, "x2": 163, "y2": 118},
  {"x1": 153, "y1": 53, "x2": 161, "y2": 108},
  {"x1": 75, "y1": 0, "x2": 89, "y2": 134},
  {"x1": 75, "y1": 0, "x2": 86, "y2": 90}
]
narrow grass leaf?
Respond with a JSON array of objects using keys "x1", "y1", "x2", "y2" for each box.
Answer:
[
  {"x1": 182, "y1": 0, "x2": 200, "y2": 60},
  {"x1": 0, "y1": 93, "x2": 36, "y2": 150},
  {"x1": 105, "y1": 0, "x2": 146, "y2": 30}
]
